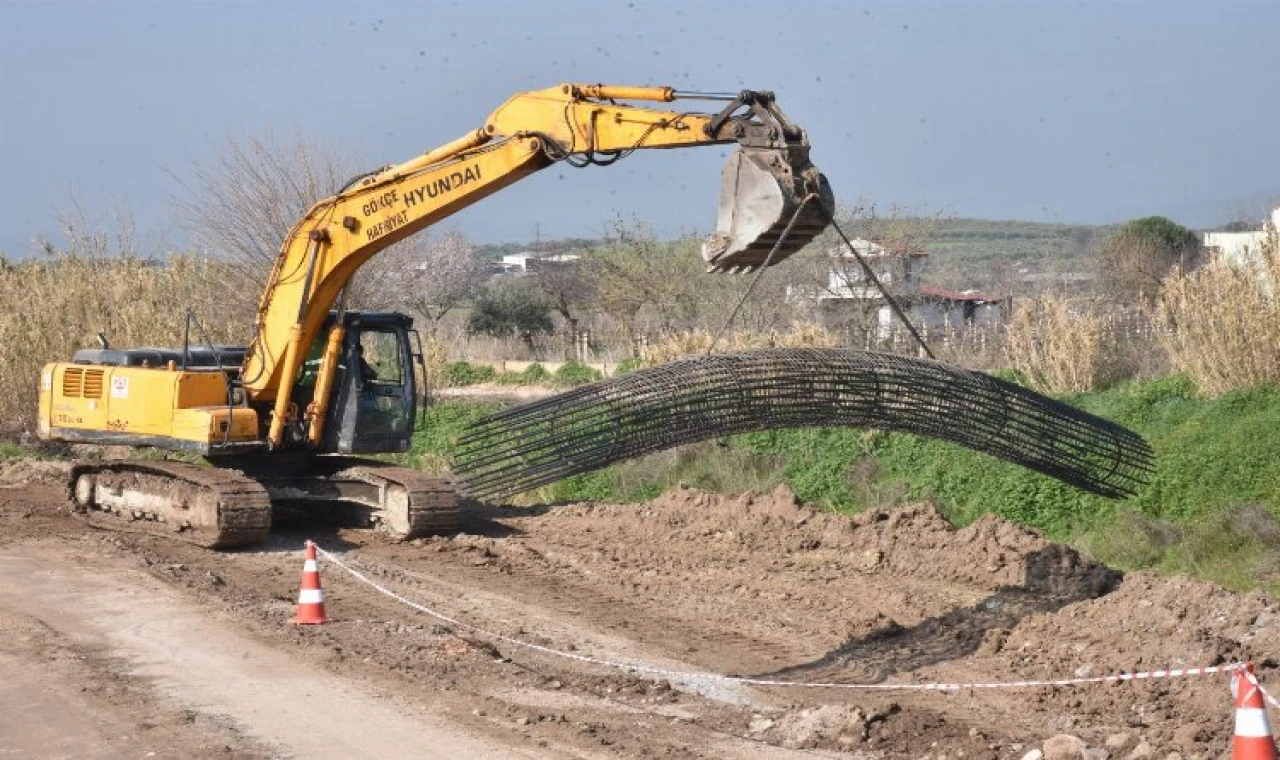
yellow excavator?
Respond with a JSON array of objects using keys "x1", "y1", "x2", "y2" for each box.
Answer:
[{"x1": 36, "y1": 83, "x2": 833, "y2": 548}]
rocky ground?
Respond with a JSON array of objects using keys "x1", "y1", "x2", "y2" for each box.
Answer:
[{"x1": 0, "y1": 457, "x2": 1275, "y2": 758}]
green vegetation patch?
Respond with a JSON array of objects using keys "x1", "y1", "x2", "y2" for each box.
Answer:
[
  {"x1": 404, "y1": 401, "x2": 506, "y2": 473},
  {"x1": 443, "y1": 361, "x2": 497, "y2": 387},
  {"x1": 441, "y1": 360, "x2": 603, "y2": 389},
  {"x1": 0, "y1": 442, "x2": 53, "y2": 461},
  {"x1": 552, "y1": 361, "x2": 603, "y2": 387}
]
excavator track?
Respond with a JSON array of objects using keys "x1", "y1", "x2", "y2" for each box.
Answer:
[
  {"x1": 246, "y1": 457, "x2": 459, "y2": 540},
  {"x1": 68, "y1": 460, "x2": 272, "y2": 549}
]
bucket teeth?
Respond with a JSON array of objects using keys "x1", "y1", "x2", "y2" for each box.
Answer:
[{"x1": 702, "y1": 147, "x2": 834, "y2": 272}]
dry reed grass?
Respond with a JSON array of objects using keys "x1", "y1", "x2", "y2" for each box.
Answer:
[
  {"x1": 1003, "y1": 293, "x2": 1110, "y2": 394},
  {"x1": 0, "y1": 253, "x2": 460, "y2": 432},
  {"x1": 1151, "y1": 225, "x2": 1280, "y2": 395},
  {"x1": 0, "y1": 255, "x2": 252, "y2": 431},
  {"x1": 642, "y1": 321, "x2": 839, "y2": 365}
]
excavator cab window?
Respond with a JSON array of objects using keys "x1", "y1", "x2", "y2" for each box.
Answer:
[
  {"x1": 355, "y1": 330, "x2": 404, "y2": 387},
  {"x1": 321, "y1": 313, "x2": 417, "y2": 454}
]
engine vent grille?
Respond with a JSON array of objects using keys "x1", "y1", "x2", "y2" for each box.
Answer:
[
  {"x1": 61, "y1": 368, "x2": 105, "y2": 399},
  {"x1": 62, "y1": 368, "x2": 83, "y2": 397},
  {"x1": 83, "y1": 370, "x2": 104, "y2": 399}
]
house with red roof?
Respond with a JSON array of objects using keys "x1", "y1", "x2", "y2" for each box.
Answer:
[{"x1": 814, "y1": 239, "x2": 1010, "y2": 340}]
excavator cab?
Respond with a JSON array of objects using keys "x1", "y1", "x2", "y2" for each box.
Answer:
[{"x1": 299, "y1": 312, "x2": 420, "y2": 455}]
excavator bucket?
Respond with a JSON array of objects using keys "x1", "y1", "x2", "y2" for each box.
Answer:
[{"x1": 702, "y1": 146, "x2": 835, "y2": 273}]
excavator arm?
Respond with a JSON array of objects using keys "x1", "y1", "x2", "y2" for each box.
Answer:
[{"x1": 238, "y1": 84, "x2": 833, "y2": 448}]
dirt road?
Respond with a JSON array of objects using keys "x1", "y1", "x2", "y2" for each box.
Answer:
[{"x1": 1, "y1": 460, "x2": 1277, "y2": 758}]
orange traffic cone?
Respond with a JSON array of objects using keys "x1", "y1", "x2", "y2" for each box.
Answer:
[
  {"x1": 1232, "y1": 664, "x2": 1278, "y2": 760},
  {"x1": 290, "y1": 540, "x2": 330, "y2": 625}
]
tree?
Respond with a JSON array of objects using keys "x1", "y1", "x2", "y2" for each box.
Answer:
[
  {"x1": 351, "y1": 229, "x2": 488, "y2": 330},
  {"x1": 170, "y1": 132, "x2": 358, "y2": 313},
  {"x1": 579, "y1": 218, "x2": 801, "y2": 351},
  {"x1": 581, "y1": 221, "x2": 698, "y2": 348},
  {"x1": 1093, "y1": 216, "x2": 1202, "y2": 302},
  {"x1": 528, "y1": 255, "x2": 592, "y2": 327},
  {"x1": 467, "y1": 279, "x2": 554, "y2": 353},
  {"x1": 528, "y1": 254, "x2": 596, "y2": 359},
  {"x1": 172, "y1": 133, "x2": 492, "y2": 330}
]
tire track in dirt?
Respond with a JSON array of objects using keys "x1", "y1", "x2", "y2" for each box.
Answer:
[{"x1": 0, "y1": 546, "x2": 537, "y2": 759}]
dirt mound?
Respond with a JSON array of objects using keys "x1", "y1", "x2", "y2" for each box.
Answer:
[
  {"x1": 563, "y1": 484, "x2": 1115, "y2": 598},
  {"x1": 950, "y1": 569, "x2": 1280, "y2": 752},
  {"x1": 0, "y1": 458, "x2": 69, "y2": 488},
  {"x1": 488, "y1": 487, "x2": 1273, "y2": 753}
]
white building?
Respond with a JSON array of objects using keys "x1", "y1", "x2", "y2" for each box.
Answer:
[
  {"x1": 496, "y1": 252, "x2": 582, "y2": 275},
  {"x1": 499, "y1": 253, "x2": 538, "y2": 272},
  {"x1": 1203, "y1": 207, "x2": 1280, "y2": 266},
  {"x1": 823, "y1": 239, "x2": 927, "y2": 300},
  {"x1": 814, "y1": 239, "x2": 1009, "y2": 340}
]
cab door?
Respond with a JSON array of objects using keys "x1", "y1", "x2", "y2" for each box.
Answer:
[{"x1": 326, "y1": 323, "x2": 417, "y2": 454}]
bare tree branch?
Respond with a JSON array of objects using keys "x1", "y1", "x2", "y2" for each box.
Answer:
[
  {"x1": 352, "y1": 229, "x2": 488, "y2": 330},
  {"x1": 169, "y1": 132, "x2": 359, "y2": 313}
]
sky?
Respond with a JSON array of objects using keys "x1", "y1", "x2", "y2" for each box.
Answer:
[{"x1": 1, "y1": 0, "x2": 1277, "y2": 257}]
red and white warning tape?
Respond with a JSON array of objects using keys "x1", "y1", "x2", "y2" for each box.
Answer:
[{"x1": 314, "y1": 545, "x2": 1262, "y2": 695}]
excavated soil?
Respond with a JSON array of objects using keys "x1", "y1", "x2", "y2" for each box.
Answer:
[{"x1": 1, "y1": 459, "x2": 1276, "y2": 758}]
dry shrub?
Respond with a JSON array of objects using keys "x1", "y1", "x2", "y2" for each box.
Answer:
[
  {"x1": 1003, "y1": 293, "x2": 1109, "y2": 394},
  {"x1": 643, "y1": 321, "x2": 839, "y2": 365},
  {"x1": 1151, "y1": 225, "x2": 1280, "y2": 395},
  {"x1": 0, "y1": 255, "x2": 252, "y2": 432},
  {"x1": 418, "y1": 334, "x2": 452, "y2": 393}
]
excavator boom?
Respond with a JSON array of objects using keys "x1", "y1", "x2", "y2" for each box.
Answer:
[{"x1": 241, "y1": 84, "x2": 833, "y2": 450}]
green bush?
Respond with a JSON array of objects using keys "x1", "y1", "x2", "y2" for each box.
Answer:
[
  {"x1": 519, "y1": 363, "x2": 551, "y2": 384},
  {"x1": 494, "y1": 363, "x2": 552, "y2": 386},
  {"x1": 553, "y1": 362, "x2": 603, "y2": 387},
  {"x1": 613, "y1": 357, "x2": 646, "y2": 375},
  {"x1": 405, "y1": 401, "x2": 505, "y2": 471},
  {"x1": 444, "y1": 361, "x2": 497, "y2": 387}
]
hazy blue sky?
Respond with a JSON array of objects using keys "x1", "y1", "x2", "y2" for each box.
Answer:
[{"x1": 1, "y1": 0, "x2": 1277, "y2": 257}]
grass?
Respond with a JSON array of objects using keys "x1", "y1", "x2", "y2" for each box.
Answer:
[
  {"x1": 1151, "y1": 226, "x2": 1280, "y2": 395},
  {"x1": 398, "y1": 401, "x2": 505, "y2": 473},
  {"x1": 1084, "y1": 505, "x2": 1280, "y2": 595},
  {"x1": 1003, "y1": 293, "x2": 1110, "y2": 394},
  {"x1": 0, "y1": 442, "x2": 53, "y2": 461}
]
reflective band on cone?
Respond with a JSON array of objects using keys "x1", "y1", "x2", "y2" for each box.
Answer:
[
  {"x1": 290, "y1": 540, "x2": 330, "y2": 625},
  {"x1": 1233, "y1": 664, "x2": 1278, "y2": 760}
]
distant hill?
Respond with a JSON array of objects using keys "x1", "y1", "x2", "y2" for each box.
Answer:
[
  {"x1": 922, "y1": 218, "x2": 1116, "y2": 290},
  {"x1": 475, "y1": 218, "x2": 1121, "y2": 292}
]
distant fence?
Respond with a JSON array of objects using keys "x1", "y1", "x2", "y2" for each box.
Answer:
[{"x1": 461, "y1": 358, "x2": 618, "y2": 377}]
